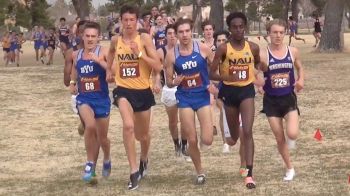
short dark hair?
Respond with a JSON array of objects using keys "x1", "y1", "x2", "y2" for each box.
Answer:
[
  {"x1": 77, "y1": 20, "x2": 88, "y2": 29},
  {"x1": 142, "y1": 12, "x2": 151, "y2": 18},
  {"x1": 214, "y1": 30, "x2": 230, "y2": 45},
  {"x1": 289, "y1": 16, "x2": 294, "y2": 20},
  {"x1": 84, "y1": 21, "x2": 101, "y2": 34},
  {"x1": 201, "y1": 20, "x2": 215, "y2": 31},
  {"x1": 174, "y1": 18, "x2": 193, "y2": 32},
  {"x1": 60, "y1": 17, "x2": 66, "y2": 22},
  {"x1": 226, "y1": 12, "x2": 247, "y2": 27},
  {"x1": 120, "y1": 4, "x2": 139, "y2": 19},
  {"x1": 165, "y1": 24, "x2": 175, "y2": 34}
]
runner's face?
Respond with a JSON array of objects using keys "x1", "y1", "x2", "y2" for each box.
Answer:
[
  {"x1": 143, "y1": 15, "x2": 151, "y2": 22},
  {"x1": 151, "y1": 7, "x2": 158, "y2": 16},
  {"x1": 229, "y1": 18, "x2": 245, "y2": 41},
  {"x1": 156, "y1": 16, "x2": 163, "y2": 26},
  {"x1": 83, "y1": 28, "x2": 99, "y2": 50},
  {"x1": 176, "y1": 23, "x2": 192, "y2": 45},
  {"x1": 121, "y1": 13, "x2": 137, "y2": 34},
  {"x1": 203, "y1": 25, "x2": 214, "y2": 39},
  {"x1": 60, "y1": 20, "x2": 65, "y2": 26},
  {"x1": 166, "y1": 28, "x2": 177, "y2": 45},
  {"x1": 269, "y1": 24, "x2": 285, "y2": 45},
  {"x1": 216, "y1": 34, "x2": 227, "y2": 47}
]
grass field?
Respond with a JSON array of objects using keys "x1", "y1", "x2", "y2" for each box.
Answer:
[{"x1": 1, "y1": 34, "x2": 350, "y2": 195}]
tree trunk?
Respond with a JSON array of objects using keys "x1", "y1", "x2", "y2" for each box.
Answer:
[
  {"x1": 192, "y1": 0, "x2": 202, "y2": 36},
  {"x1": 291, "y1": 0, "x2": 299, "y2": 22},
  {"x1": 282, "y1": 0, "x2": 290, "y2": 23},
  {"x1": 72, "y1": 0, "x2": 90, "y2": 19},
  {"x1": 318, "y1": 0, "x2": 345, "y2": 52},
  {"x1": 209, "y1": 0, "x2": 223, "y2": 32}
]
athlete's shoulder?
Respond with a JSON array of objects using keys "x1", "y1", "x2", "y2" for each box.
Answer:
[
  {"x1": 247, "y1": 41, "x2": 259, "y2": 49},
  {"x1": 140, "y1": 32, "x2": 152, "y2": 41}
]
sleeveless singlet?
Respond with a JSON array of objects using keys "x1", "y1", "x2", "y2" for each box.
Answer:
[
  {"x1": 174, "y1": 41, "x2": 209, "y2": 93},
  {"x1": 76, "y1": 46, "x2": 109, "y2": 100},
  {"x1": 263, "y1": 46, "x2": 295, "y2": 96},
  {"x1": 220, "y1": 41, "x2": 255, "y2": 87},
  {"x1": 114, "y1": 34, "x2": 152, "y2": 90}
]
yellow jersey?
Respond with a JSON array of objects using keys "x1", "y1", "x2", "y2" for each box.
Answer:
[
  {"x1": 2, "y1": 37, "x2": 10, "y2": 48},
  {"x1": 220, "y1": 41, "x2": 255, "y2": 86},
  {"x1": 114, "y1": 34, "x2": 152, "y2": 89}
]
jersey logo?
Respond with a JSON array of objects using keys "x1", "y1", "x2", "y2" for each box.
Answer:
[
  {"x1": 270, "y1": 58, "x2": 275, "y2": 63},
  {"x1": 182, "y1": 61, "x2": 197, "y2": 70},
  {"x1": 117, "y1": 54, "x2": 138, "y2": 61},
  {"x1": 80, "y1": 65, "x2": 94, "y2": 74},
  {"x1": 192, "y1": 55, "x2": 197, "y2": 59}
]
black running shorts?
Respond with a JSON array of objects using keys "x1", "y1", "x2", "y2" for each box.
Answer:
[
  {"x1": 112, "y1": 86, "x2": 155, "y2": 112},
  {"x1": 218, "y1": 83, "x2": 255, "y2": 108},
  {"x1": 263, "y1": 92, "x2": 300, "y2": 118}
]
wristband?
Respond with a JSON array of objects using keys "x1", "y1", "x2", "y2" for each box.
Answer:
[{"x1": 70, "y1": 80, "x2": 76, "y2": 85}]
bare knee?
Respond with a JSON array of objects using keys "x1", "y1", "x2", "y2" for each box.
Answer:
[
  {"x1": 226, "y1": 137, "x2": 237, "y2": 146},
  {"x1": 287, "y1": 132, "x2": 298, "y2": 140},
  {"x1": 187, "y1": 136, "x2": 198, "y2": 147},
  {"x1": 85, "y1": 123, "x2": 97, "y2": 135},
  {"x1": 123, "y1": 122, "x2": 134, "y2": 136},
  {"x1": 201, "y1": 136, "x2": 213, "y2": 146}
]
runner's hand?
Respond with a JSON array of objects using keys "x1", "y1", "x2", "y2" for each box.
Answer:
[
  {"x1": 294, "y1": 80, "x2": 304, "y2": 93},
  {"x1": 106, "y1": 68, "x2": 115, "y2": 83},
  {"x1": 129, "y1": 41, "x2": 140, "y2": 56},
  {"x1": 172, "y1": 75, "x2": 185, "y2": 86},
  {"x1": 87, "y1": 52, "x2": 100, "y2": 63},
  {"x1": 207, "y1": 83, "x2": 218, "y2": 95},
  {"x1": 152, "y1": 81, "x2": 161, "y2": 94},
  {"x1": 69, "y1": 83, "x2": 78, "y2": 95}
]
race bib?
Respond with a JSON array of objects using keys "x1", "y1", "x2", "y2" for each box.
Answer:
[
  {"x1": 271, "y1": 73, "x2": 290, "y2": 88},
  {"x1": 119, "y1": 62, "x2": 140, "y2": 78},
  {"x1": 229, "y1": 65, "x2": 249, "y2": 81},
  {"x1": 181, "y1": 73, "x2": 203, "y2": 89},
  {"x1": 80, "y1": 76, "x2": 101, "y2": 92}
]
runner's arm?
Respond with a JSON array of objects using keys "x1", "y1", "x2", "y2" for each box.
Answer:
[
  {"x1": 63, "y1": 49, "x2": 74, "y2": 86},
  {"x1": 140, "y1": 33, "x2": 162, "y2": 72},
  {"x1": 106, "y1": 36, "x2": 117, "y2": 82},
  {"x1": 291, "y1": 47, "x2": 304, "y2": 92},
  {"x1": 209, "y1": 44, "x2": 226, "y2": 81},
  {"x1": 164, "y1": 50, "x2": 176, "y2": 88}
]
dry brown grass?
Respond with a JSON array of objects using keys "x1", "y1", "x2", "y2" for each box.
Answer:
[{"x1": 1, "y1": 34, "x2": 350, "y2": 196}]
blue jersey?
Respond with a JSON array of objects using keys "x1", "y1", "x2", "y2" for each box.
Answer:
[
  {"x1": 154, "y1": 28, "x2": 166, "y2": 49},
  {"x1": 289, "y1": 21, "x2": 297, "y2": 33},
  {"x1": 76, "y1": 46, "x2": 109, "y2": 101},
  {"x1": 174, "y1": 41, "x2": 209, "y2": 93},
  {"x1": 263, "y1": 46, "x2": 295, "y2": 96}
]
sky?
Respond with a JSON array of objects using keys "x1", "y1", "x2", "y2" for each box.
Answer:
[{"x1": 46, "y1": 0, "x2": 109, "y2": 8}]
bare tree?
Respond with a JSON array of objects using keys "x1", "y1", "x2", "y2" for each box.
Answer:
[
  {"x1": 318, "y1": 0, "x2": 346, "y2": 51},
  {"x1": 291, "y1": 0, "x2": 299, "y2": 22},
  {"x1": 209, "y1": 0, "x2": 223, "y2": 32},
  {"x1": 192, "y1": 0, "x2": 202, "y2": 35},
  {"x1": 71, "y1": 0, "x2": 90, "y2": 19}
]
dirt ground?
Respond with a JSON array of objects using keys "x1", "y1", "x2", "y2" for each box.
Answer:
[{"x1": 1, "y1": 34, "x2": 350, "y2": 196}]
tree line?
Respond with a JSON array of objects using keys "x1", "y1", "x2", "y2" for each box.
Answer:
[{"x1": 0, "y1": 0, "x2": 349, "y2": 51}]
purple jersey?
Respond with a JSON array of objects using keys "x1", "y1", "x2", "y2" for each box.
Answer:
[{"x1": 263, "y1": 46, "x2": 295, "y2": 96}]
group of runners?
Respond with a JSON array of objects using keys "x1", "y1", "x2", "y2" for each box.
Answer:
[
  {"x1": 62, "y1": 3, "x2": 305, "y2": 191},
  {"x1": 1, "y1": 16, "x2": 85, "y2": 66}
]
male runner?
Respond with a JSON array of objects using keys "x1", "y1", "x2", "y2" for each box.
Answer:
[
  {"x1": 106, "y1": 5, "x2": 162, "y2": 190},
  {"x1": 210, "y1": 12, "x2": 262, "y2": 189},
  {"x1": 164, "y1": 18, "x2": 217, "y2": 185},
  {"x1": 69, "y1": 21, "x2": 111, "y2": 184},
  {"x1": 260, "y1": 19, "x2": 304, "y2": 181}
]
